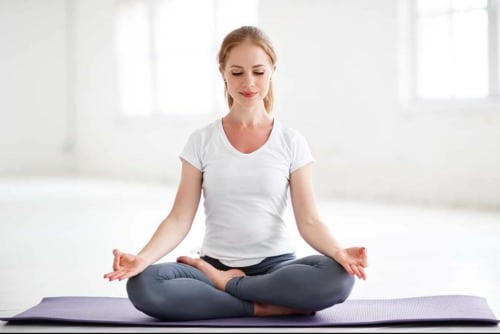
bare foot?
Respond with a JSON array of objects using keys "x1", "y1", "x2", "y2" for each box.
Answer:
[
  {"x1": 177, "y1": 256, "x2": 245, "y2": 291},
  {"x1": 254, "y1": 303, "x2": 316, "y2": 317},
  {"x1": 177, "y1": 256, "x2": 314, "y2": 317}
]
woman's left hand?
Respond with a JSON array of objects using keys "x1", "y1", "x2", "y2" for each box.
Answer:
[{"x1": 333, "y1": 247, "x2": 368, "y2": 280}]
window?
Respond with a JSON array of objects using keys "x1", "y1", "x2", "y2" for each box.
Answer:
[
  {"x1": 114, "y1": 0, "x2": 259, "y2": 117},
  {"x1": 399, "y1": 0, "x2": 500, "y2": 104}
]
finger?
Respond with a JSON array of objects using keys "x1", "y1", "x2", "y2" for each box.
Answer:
[
  {"x1": 350, "y1": 263, "x2": 362, "y2": 278},
  {"x1": 358, "y1": 258, "x2": 368, "y2": 268},
  {"x1": 359, "y1": 247, "x2": 366, "y2": 256},
  {"x1": 351, "y1": 263, "x2": 367, "y2": 280},
  {"x1": 105, "y1": 271, "x2": 127, "y2": 282},
  {"x1": 358, "y1": 267, "x2": 367, "y2": 280},
  {"x1": 343, "y1": 263, "x2": 354, "y2": 276},
  {"x1": 104, "y1": 272, "x2": 119, "y2": 281},
  {"x1": 103, "y1": 270, "x2": 123, "y2": 281},
  {"x1": 112, "y1": 250, "x2": 121, "y2": 271},
  {"x1": 353, "y1": 264, "x2": 367, "y2": 280},
  {"x1": 358, "y1": 248, "x2": 368, "y2": 267},
  {"x1": 115, "y1": 271, "x2": 134, "y2": 281}
]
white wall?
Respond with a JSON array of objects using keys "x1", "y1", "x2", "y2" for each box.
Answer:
[
  {"x1": 73, "y1": 0, "x2": 179, "y2": 183},
  {"x1": 260, "y1": 0, "x2": 500, "y2": 209},
  {"x1": 1, "y1": 0, "x2": 499, "y2": 210},
  {"x1": 0, "y1": 0, "x2": 72, "y2": 174}
]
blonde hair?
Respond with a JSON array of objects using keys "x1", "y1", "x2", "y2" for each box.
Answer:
[{"x1": 217, "y1": 26, "x2": 277, "y2": 113}]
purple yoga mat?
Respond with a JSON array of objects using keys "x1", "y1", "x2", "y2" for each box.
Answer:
[{"x1": 1, "y1": 295, "x2": 498, "y2": 327}]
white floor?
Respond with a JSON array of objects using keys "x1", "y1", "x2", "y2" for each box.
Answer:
[{"x1": 0, "y1": 176, "x2": 499, "y2": 333}]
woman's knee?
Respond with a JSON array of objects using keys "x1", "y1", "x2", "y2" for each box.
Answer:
[
  {"x1": 126, "y1": 269, "x2": 180, "y2": 319},
  {"x1": 287, "y1": 256, "x2": 355, "y2": 311},
  {"x1": 126, "y1": 263, "x2": 212, "y2": 320},
  {"x1": 290, "y1": 255, "x2": 355, "y2": 300},
  {"x1": 126, "y1": 267, "x2": 156, "y2": 311},
  {"x1": 321, "y1": 256, "x2": 355, "y2": 303}
]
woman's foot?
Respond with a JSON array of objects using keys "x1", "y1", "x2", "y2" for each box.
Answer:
[
  {"x1": 177, "y1": 256, "x2": 245, "y2": 291},
  {"x1": 177, "y1": 256, "x2": 315, "y2": 317},
  {"x1": 254, "y1": 303, "x2": 316, "y2": 317}
]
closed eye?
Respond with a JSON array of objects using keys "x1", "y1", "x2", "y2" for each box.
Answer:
[{"x1": 230, "y1": 72, "x2": 265, "y2": 76}]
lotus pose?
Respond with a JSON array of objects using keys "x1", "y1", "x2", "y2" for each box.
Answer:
[{"x1": 104, "y1": 25, "x2": 368, "y2": 321}]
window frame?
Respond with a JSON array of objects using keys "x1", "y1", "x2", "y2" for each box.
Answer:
[
  {"x1": 113, "y1": 0, "x2": 259, "y2": 121},
  {"x1": 398, "y1": 0, "x2": 500, "y2": 112}
]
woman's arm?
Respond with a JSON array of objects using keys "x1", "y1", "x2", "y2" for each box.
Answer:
[
  {"x1": 104, "y1": 159, "x2": 202, "y2": 281},
  {"x1": 137, "y1": 159, "x2": 203, "y2": 265},
  {"x1": 289, "y1": 164, "x2": 367, "y2": 279}
]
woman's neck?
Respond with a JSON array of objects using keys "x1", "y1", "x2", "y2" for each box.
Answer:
[{"x1": 225, "y1": 105, "x2": 272, "y2": 128}]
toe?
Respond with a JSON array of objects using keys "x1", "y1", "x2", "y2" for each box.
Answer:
[{"x1": 176, "y1": 256, "x2": 194, "y2": 265}]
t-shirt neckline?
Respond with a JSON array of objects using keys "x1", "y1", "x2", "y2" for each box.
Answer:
[{"x1": 217, "y1": 117, "x2": 277, "y2": 156}]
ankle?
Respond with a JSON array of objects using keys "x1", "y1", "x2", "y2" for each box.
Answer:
[{"x1": 254, "y1": 302, "x2": 315, "y2": 317}]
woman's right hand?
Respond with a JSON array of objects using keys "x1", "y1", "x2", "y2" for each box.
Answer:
[{"x1": 103, "y1": 249, "x2": 148, "y2": 282}]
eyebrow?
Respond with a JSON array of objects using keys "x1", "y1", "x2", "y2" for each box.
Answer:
[{"x1": 229, "y1": 65, "x2": 266, "y2": 69}]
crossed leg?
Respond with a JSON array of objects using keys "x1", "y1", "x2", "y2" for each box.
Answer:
[{"x1": 176, "y1": 256, "x2": 315, "y2": 316}]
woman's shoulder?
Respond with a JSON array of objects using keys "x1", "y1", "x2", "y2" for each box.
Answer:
[
  {"x1": 187, "y1": 118, "x2": 221, "y2": 140},
  {"x1": 274, "y1": 118, "x2": 307, "y2": 143}
]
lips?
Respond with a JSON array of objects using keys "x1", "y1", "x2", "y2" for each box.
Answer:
[{"x1": 241, "y1": 92, "x2": 257, "y2": 98}]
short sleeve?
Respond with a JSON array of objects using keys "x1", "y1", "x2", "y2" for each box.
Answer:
[
  {"x1": 179, "y1": 130, "x2": 203, "y2": 171},
  {"x1": 290, "y1": 131, "x2": 315, "y2": 173}
]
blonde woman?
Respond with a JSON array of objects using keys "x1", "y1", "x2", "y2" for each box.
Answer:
[{"x1": 104, "y1": 25, "x2": 368, "y2": 321}]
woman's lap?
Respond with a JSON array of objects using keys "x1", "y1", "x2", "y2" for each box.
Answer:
[{"x1": 126, "y1": 254, "x2": 354, "y2": 320}]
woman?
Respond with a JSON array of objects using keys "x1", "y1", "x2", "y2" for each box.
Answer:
[{"x1": 104, "y1": 25, "x2": 368, "y2": 321}]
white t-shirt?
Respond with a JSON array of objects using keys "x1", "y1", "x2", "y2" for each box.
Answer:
[{"x1": 179, "y1": 117, "x2": 315, "y2": 267}]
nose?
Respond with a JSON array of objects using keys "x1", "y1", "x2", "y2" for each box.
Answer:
[{"x1": 242, "y1": 72, "x2": 255, "y2": 87}]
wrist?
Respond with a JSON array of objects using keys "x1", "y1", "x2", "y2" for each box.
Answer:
[
  {"x1": 136, "y1": 253, "x2": 153, "y2": 268},
  {"x1": 328, "y1": 247, "x2": 343, "y2": 259}
]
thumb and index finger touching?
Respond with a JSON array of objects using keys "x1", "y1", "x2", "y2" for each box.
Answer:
[
  {"x1": 104, "y1": 249, "x2": 127, "y2": 281},
  {"x1": 359, "y1": 247, "x2": 368, "y2": 267},
  {"x1": 112, "y1": 249, "x2": 123, "y2": 271}
]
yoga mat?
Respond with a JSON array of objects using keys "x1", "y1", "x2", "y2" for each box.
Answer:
[{"x1": 1, "y1": 295, "x2": 498, "y2": 327}]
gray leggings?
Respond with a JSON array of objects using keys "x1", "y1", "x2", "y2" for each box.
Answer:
[{"x1": 126, "y1": 253, "x2": 355, "y2": 320}]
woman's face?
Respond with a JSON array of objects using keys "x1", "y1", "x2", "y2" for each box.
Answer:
[{"x1": 221, "y1": 40, "x2": 275, "y2": 109}]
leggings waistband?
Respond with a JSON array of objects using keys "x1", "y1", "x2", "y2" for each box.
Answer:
[{"x1": 201, "y1": 253, "x2": 296, "y2": 276}]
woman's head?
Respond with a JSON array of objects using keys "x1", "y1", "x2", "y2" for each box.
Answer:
[{"x1": 217, "y1": 26, "x2": 277, "y2": 113}]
